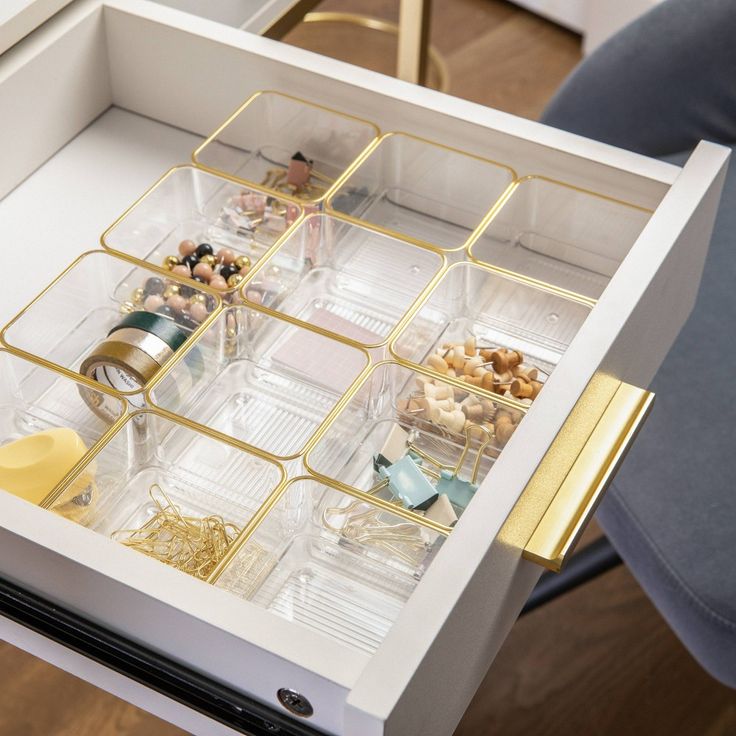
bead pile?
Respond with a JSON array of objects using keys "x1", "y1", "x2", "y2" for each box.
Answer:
[
  {"x1": 167, "y1": 240, "x2": 251, "y2": 291},
  {"x1": 425, "y1": 336, "x2": 545, "y2": 403},
  {"x1": 112, "y1": 484, "x2": 241, "y2": 580},
  {"x1": 120, "y1": 272, "x2": 217, "y2": 331}
]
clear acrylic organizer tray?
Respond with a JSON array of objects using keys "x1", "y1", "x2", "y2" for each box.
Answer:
[
  {"x1": 0, "y1": 251, "x2": 221, "y2": 404},
  {"x1": 0, "y1": 349, "x2": 126, "y2": 514},
  {"x1": 147, "y1": 305, "x2": 370, "y2": 460},
  {"x1": 326, "y1": 132, "x2": 516, "y2": 252},
  {"x1": 306, "y1": 361, "x2": 526, "y2": 528},
  {"x1": 240, "y1": 213, "x2": 445, "y2": 348},
  {"x1": 102, "y1": 165, "x2": 303, "y2": 291},
  {"x1": 46, "y1": 410, "x2": 285, "y2": 581},
  {"x1": 212, "y1": 475, "x2": 446, "y2": 654},
  {"x1": 192, "y1": 91, "x2": 380, "y2": 206},
  {"x1": 467, "y1": 175, "x2": 653, "y2": 300},
  {"x1": 390, "y1": 261, "x2": 592, "y2": 404}
]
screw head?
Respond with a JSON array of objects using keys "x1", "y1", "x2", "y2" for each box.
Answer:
[{"x1": 277, "y1": 688, "x2": 314, "y2": 718}]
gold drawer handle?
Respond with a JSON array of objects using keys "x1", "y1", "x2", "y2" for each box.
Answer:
[{"x1": 523, "y1": 382, "x2": 654, "y2": 572}]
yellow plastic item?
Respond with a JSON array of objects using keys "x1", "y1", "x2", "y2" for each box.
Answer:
[{"x1": 0, "y1": 428, "x2": 90, "y2": 505}]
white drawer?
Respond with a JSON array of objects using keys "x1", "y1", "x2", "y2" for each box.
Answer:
[{"x1": 0, "y1": 2, "x2": 729, "y2": 735}]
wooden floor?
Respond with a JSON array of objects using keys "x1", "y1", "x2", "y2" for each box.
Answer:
[{"x1": 2, "y1": 1, "x2": 735, "y2": 735}]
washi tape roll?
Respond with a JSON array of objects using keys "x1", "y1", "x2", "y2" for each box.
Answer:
[
  {"x1": 108, "y1": 311, "x2": 188, "y2": 352},
  {"x1": 80, "y1": 312, "x2": 203, "y2": 419},
  {"x1": 105, "y1": 327, "x2": 175, "y2": 367},
  {"x1": 80, "y1": 338, "x2": 163, "y2": 408}
]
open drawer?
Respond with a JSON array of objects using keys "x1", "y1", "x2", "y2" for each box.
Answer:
[{"x1": 0, "y1": 2, "x2": 729, "y2": 735}]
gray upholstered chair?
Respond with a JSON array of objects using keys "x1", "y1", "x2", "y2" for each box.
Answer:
[{"x1": 526, "y1": 0, "x2": 736, "y2": 688}]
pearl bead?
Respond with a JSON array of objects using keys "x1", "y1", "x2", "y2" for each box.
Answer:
[
  {"x1": 239, "y1": 266, "x2": 250, "y2": 277},
  {"x1": 163, "y1": 284, "x2": 180, "y2": 299},
  {"x1": 234, "y1": 255, "x2": 251, "y2": 271},
  {"x1": 227, "y1": 274, "x2": 244, "y2": 288},
  {"x1": 193, "y1": 262, "x2": 213, "y2": 281},
  {"x1": 144, "y1": 295, "x2": 164, "y2": 312},
  {"x1": 219, "y1": 265, "x2": 237, "y2": 281},
  {"x1": 190, "y1": 302, "x2": 208, "y2": 322},
  {"x1": 189, "y1": 293, "x2": 207, "y2": 306},
  {"x1": 119, "y1": 301, "x2": 136, "y2": 314},
  {"x1": 209, "y1": 275, "x2": 228, "y2": 290},
  {"x1": 156, "y1": 304, "x2": 175, "y2": 319},
  {"x1": 199, "y1": 254, "x2": 217, "y2": 268},
  {"x1": 182, "y1": 254, "x2": 198, "y2": 271},
  {"x1": 195, "y1": 243, "x2": 214, "y2": 258},
  {"x1": 162, "y1": 255, "x2": 180, "y2": 270},
  {"x1": 171, "y1": 265, "x2": 190, "y2": 278},
  {"x1": 217, "y1": 248, "x2": 235, "y2": 265},
  {"x1": 166, "y1": 294, "x2": 188, "y2": 312},
  {"x1": 178, "y1": 239, "x2": 197, "y2": 257},
  {"x1": 143, "y1": 277, "x2": 165, "y2": 296}
]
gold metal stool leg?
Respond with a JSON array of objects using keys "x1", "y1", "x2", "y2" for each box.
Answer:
[{"x1": 261, "y1": 0, "x2": 448, "y2": 92}]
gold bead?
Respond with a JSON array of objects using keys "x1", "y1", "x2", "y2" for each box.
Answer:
[
  {"x1": 163, "y1": 255, "x2": 180, "y2": 270},
  {"x1": 200, "y1": 254, "x2": 217, "y2": 268},
  {"x1": 163, "y1": 284, "x2": 180, "y2": 299},
  {"x1": 189, "y1": 293, "x2": 207, "y2": 306},
  {"x1": 234, "y1": 255, "x2": 251, "y2": 271},
  {"x1": 119, "y1": 301, "x2": 136, "y2": 315},
  {"x1": 227, "y1": 273, "x2": 244, "y2": 288},
  {"x1": 131, "y1": 287, "x2": 145, "y2": 306}
]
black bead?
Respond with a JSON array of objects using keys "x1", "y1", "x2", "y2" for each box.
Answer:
[
  {"x1": 192, "y1": 275, "x2": 207, "y2": 285},
  {"x1": 155, "y1": 304, "x2": 175, "y2": 319},
  {"x1": 182, "y1": 254, "x2": 199, "y2": 271},
  {"x1": 219, "y1": 264, "x2": 237, "y2": 281},
  {"x1": 179, "y1": 283, "x2": 195, "y2": 298},
  {"x1": 205, "y1": 295, "x2": 217, "y2": 312},
  {"x1": 195, "y1": 243, "x2": 214, "y2": 258},
  {"x1": 143, "y1": 277, "x2": 165, "y2": 296}
]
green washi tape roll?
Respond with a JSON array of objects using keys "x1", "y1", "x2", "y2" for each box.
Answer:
[{"x1": 108, "y1": 311, "x2": 188, "y2": 352}]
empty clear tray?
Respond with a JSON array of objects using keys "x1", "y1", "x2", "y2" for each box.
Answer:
[
  {"x1": 102, "y1": 165, "x2": 302, "y2": 289},
  {"x1": 192, "y1": 91, "x2": 380, "y2": 206},
  {"x1": 0, "y1": 349, "x2": 125, "y2": 513},
  {"x1": 391, "y1": 262, "x2": 591, "y2": 404},
  {"x1": 1, "y1": 251, "x2": 220, "y2": 403},
  {"x1": 148, "y1": 306, "x2": 370, "y2": 459},
  {"x1": 48, "y1": 411, "x2": 284, "y2": 580},
  {"x1": 241, "y1": 214, "x2": 445, "y2": 347},
  {"x1": 307, "y1": 362, "x2": 524, "y2": 525},
  {"x1": 468, "y1": 175, "x2": 652, "y2": 300},
  {"x1": 214, "y1": 476, "x2": 445, "y2": 654},
  {"x1": 327, "y1": 132, "x2": 516, "y2": 251}
]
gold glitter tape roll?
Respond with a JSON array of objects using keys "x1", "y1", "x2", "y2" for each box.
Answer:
[
  {"x1": 107, "y1": 327, "x2": 175, "y2": 367},
  {"x1": 80, "y1": 339, "x2": 163, "y2": 415}
]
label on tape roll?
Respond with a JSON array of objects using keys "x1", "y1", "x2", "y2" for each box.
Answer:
[{"x1": 92, "y1": 365, "x2": 146, "y2": 408}]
